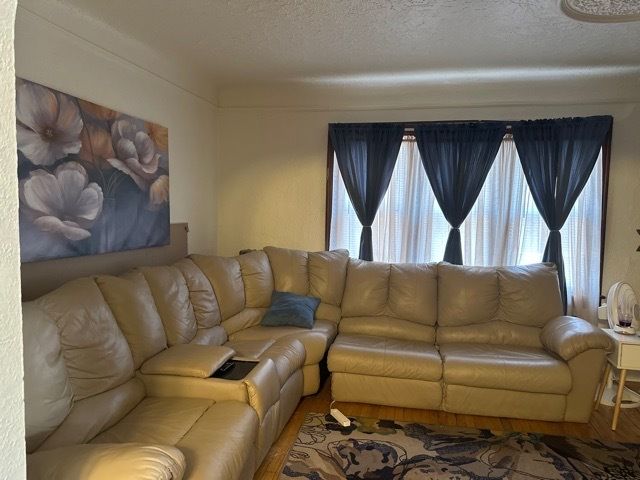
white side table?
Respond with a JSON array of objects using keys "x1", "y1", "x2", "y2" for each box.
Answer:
[{"x1": 594, "y1": 329, "x2": 640, "y2": 430}]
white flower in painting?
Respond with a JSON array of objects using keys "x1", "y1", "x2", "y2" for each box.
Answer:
[
  {"x1": 16, "y1": 81, "x2": 83, "y2": 166},
  {"x1": 148, "y1": 175, "x2": 169, "y2": 210},
  {"x1": 106, "y1": 119, "x2": 160, "y2": 191},
  {"x1": 20, "y1": 162, "x2": 104, "y2": 241}
]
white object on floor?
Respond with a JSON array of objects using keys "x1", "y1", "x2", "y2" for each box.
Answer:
[
  {"x1": 599, "y1": 369, "x2": 640, "y2": 409},
  {"x1": 330, "y1": 408, "x2": 351, "y2": 427},
  {"x1": 597, "y1": 329, "x2": 640, "y2": 430}
]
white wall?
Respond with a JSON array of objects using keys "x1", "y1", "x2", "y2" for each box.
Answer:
[
  {"x1": 15, "y1": 6, "x2": 218, "y2": 255},
  {"x1": 0, "y1": 0, "x2": 25, "y2": 478},
  {"x1": 218, "y1": 92, "x2": 640, "y2": 298}
]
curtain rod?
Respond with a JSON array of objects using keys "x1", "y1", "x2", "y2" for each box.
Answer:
[
  {"x1": 404, "y1": 121, "x2": 514, "y2": 128},
  {"x1": 330, "y1": 120, "x2": 516, "y2": 127},
  {"x1": 403, "y1": 124, "x2": 514, "y2": 131}
]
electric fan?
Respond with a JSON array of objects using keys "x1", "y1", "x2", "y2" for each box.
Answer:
[
  {"x1": 599, "y1": 282, "x2": 640, "y2": 408},
  {"x1": 607, "y1": 281, "x2": 639, "y2": 335}
]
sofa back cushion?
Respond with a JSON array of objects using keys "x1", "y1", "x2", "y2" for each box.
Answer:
[
  {"x1": 174, "y1": 258, "x2": 222, "y2": 329},
  {"x1": 438, "y1": 264, "x2": 498, "y2": 326},
  {"x1": 342, "y1": 261, "x2": 391, "y2": 316},
  {"x1": 190, "y1": 254, "x2": 255, "y2": 335},
  {"x1": 237, "y1": 250, "x2": 273, "y2": 308},
  {"x1": 23, "y1": 302, "x2": 73, "y2": 453},
  {"x1": 498, "y1": 263, "x2": 564, "y2": 327},
  {"x1": 34, "y1": 278, "x2": 134, "y2": 401},
  {"x1": 174, "y1": 258, "x2": 227, "y2": 346},
  {"x1": 341, "y1": 260, "x2": 438, "y2": 342},
  {"x1": 38, "y1": 378, "x2": 145, "y2": 451},
  {"x1": 95, "y1": 272, "x2": 167, "y2": 369},
  {"x1": 265, "y1": 246, "x2": 348, "y2": 323},
  {"x1": 139, "y1": 266, "x2": 198, "y2": 346},
  {"x1": 436, "y1": 262, "x2": 563, "y2": 347},
  {"x1": 309, "y1": 250, "x2": 349, "y2": 308},
  {"x1": 265, "y1": 246, "x2": 309, "y2": 294}
]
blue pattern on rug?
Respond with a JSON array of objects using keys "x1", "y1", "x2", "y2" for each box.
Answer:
[{"x1": 280, "y1": 413, "x2": 640, "y2": 479}]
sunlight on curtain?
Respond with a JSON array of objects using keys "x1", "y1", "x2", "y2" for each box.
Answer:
[
  {"x1": 330, "y1": 137, "x2": 449, "y2": 262},
  {"x1": 330, "y1": 135, "x2": 602, "y2": 321}
]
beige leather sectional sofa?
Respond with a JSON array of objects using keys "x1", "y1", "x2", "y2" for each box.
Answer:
[
  {"x1": 23, "y1": 246, "x2": 611, "y2": 479},
  {"x1": 328, "y1": 261, "x2": 612, "y2": 422},
  {"x1": 24, "y1": 247, "x2": 345, "y2": 480}
]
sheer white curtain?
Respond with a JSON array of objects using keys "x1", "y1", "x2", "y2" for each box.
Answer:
[
  {"x1": 330, "y1": 137, "x2": 449, "y2": 263},
  {"x1": 330, "y1": 136, "x2": 603, "y2": 322},
  {"x1": 460, "y1": 136, "x2": 602, "y2": 321}
]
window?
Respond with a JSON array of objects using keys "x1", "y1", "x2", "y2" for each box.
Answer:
[{"x1": 329, "y1": 135, "x2": 603, "y2": 321}]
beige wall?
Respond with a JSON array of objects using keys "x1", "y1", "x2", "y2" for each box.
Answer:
[
  {"x1": 15, "y1": 6, "x2": 218, "y2": 255},
  {"x1": 218, "y1": 97, "x2": 640, "y2": 298},
  {"x1": 0, "y1": 0, "x2": 25, "y2": 478}
]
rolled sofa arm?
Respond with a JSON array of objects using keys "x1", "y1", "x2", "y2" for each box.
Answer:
[
  {"x1": 541, "y1": 316, "x2": 612, "y2": 361},
  {"x1": 28, "y1": 443, "x2": 185, "y2": 480}
]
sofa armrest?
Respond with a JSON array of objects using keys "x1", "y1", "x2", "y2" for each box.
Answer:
[
  {"x1": 139, "y1": 358, "x2": 280, "y2": 417},
  {"x1": 243, "y1": 358, "x2": 280, "y2": 422},
  {"x1": 541, "y1": 316, "x2": 612, "y2": 361},
  {"x1": 140, "y1": 344, "x2": 235, "y2": 378},
  {"x1": 28, "y1": 443, "x2": 185, "y2": 480}
]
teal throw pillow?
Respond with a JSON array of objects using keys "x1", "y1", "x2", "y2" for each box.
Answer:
[{"x1": 261, "y1": 291, "x2": 320, "y2": 329}]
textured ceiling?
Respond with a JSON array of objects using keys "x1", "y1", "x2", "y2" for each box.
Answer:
[
  {"x1": 30, "y1": 0, "x2": 640, "y2": 88},
  {"x1": 562, "y1": 0, "x2": 640, "y2": 22}
]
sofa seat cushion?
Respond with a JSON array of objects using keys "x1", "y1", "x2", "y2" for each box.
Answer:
[
  {"x1": 328, "y1": 334, "x2": 442, "y2": 382},
  {"x1": 92, "y1": 398, "x2": 258, "y2": 480},
  {"x1": 174, "y1": 401, "x2": 258, "y2": 480},
  {"x1": 91, "y1": 397, "x2": 215, "y2": 445},
  {"x1": 228, "y1": 319, "x2": 337, "y2": 365},
  {"x1": 224, "y1": 337, "x2": 305, "y2": 386},
  {"x1": 440, "y1": 344, "x2": 572, "y2": 395}
]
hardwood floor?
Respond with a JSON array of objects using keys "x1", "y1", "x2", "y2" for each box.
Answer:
[{"x1": 254, "y1": 379, "x2": 640, "y2": 479}]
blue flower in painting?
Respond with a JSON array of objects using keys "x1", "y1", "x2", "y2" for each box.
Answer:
[
  {"x1": 16, "y1": 81, "x2": 83, "y2": 166},
  {"x1": 19, "y1": 162, "x2": 104, "y2": 241}
]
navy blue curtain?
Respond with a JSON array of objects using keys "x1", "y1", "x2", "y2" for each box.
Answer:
[
  {"x1": 512, "y1": 115, "x2": 613, "y2": 312},
  {"x1": 329, "y1": 123, "x2": 404, "y2": 261},
  {"x1": 414, "y1": 121, "x2": 507, "y2": 264}
]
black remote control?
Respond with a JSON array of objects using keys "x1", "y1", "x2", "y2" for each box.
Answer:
[{"x1": 218, "y1": 360, "x2": 235, "y2": 373}]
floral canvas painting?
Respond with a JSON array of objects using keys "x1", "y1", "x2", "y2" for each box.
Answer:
[{"x1": 16, "y1": 78, "x2": 170, "y2": 262}]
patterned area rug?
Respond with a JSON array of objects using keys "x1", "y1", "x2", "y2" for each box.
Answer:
[{"x1": 280, "y1": 412, "x2": 640, "y2": 479}]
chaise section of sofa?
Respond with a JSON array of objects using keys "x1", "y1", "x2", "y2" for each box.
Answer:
[{"x1": 328, "y1": 260, "x2": 443, "y2": 409}]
